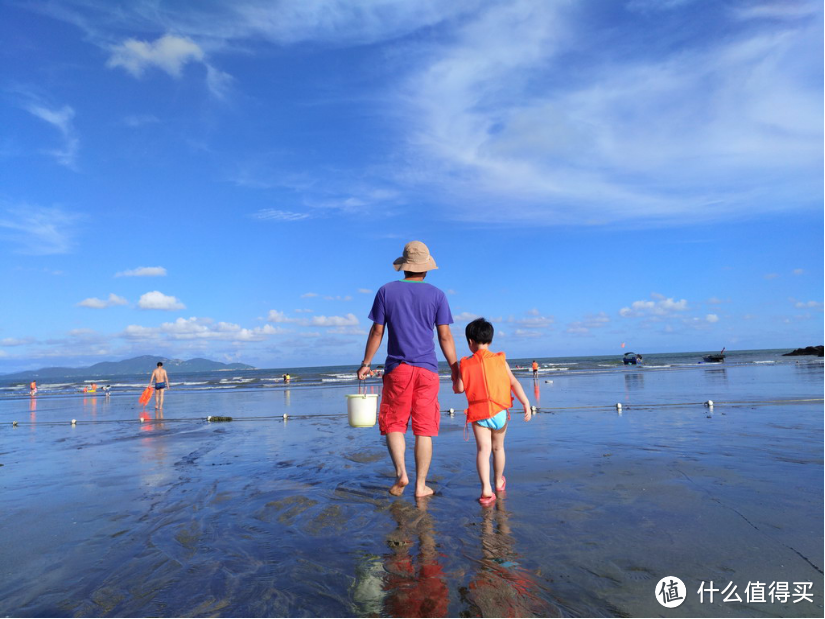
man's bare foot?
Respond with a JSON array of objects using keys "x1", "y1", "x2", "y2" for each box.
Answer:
[
  {"x1": 414, "y1": 485, "x2": 434, "y2": 498},
  {"x1": 389, "y1": 478, "x2": 409, "y2": 496}
]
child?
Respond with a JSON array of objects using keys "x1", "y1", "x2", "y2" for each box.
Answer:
[{"x1": 455, "y1": 318, "x2": 531, "y2": 505}]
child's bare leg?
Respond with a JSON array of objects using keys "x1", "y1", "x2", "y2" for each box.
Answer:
[
  {"x1": 472, "y1": 423, "x2": 493, "y2": 497},
  {"x1": 414, "y1": 436, "x2": 434, "y2": 497},
  {"x1": 386, "y1": 432, "x2": 409, "y2": 495},
  {"x1": 491, "y1": 424, "x2": 507, "y2": 490}
]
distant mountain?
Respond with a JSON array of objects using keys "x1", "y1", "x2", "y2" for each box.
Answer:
[{"x1": 2, "y1": 356, "x2": 256, "y2": 379}]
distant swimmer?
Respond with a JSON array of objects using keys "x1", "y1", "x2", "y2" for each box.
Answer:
[
  {"x1": 532, "y1": 360, "x2": 538, "y2": 379},
  {"x1": 149, "y1": 362, "x2": 169, "y2": 409},
  {"x1": 30, "y1": 381, "x2": 37, "y2": 396},
  {"x1": 282, "y1": 373, "x2": 291, "y2": 383},
  {"x1": 103, "y1": 385, "x2": 111, "y2": 397}
]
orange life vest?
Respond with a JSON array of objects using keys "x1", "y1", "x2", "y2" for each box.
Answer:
[
  {"x1": 531, "y1": 362, "x2": 538, "y2": 371},
  {"x1": 460, "y1": 349, "x2": 513, "y2": 423}
]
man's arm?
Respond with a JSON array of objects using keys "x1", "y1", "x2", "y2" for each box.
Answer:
[
  {"x1": 357, "y1": 323, "x2": 385, "y2": 380},
  {"x1": 436, "y1": 324, "x2": 459, "y2": 385}
]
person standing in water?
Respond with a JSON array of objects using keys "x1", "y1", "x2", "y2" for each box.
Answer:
[
  {"x1": 30, "y1": 381, "x2": 37, "y2": 396},
  {"x1": 149, "y1": 362, "x2": 169, "y2": 409},
  {"x1": 357, "y1": 241, "x2": 458, "y2": 498},
  {"x1": 531, "y1": 360, "x2": 538, "y2": 379}
]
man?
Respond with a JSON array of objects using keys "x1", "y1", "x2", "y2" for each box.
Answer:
[
  {"x1": 149, "y1": 361, "x2": 170, "y2": 409},
  {"x1": 357, "y1": 241, "x2": 458, "y2": 498}
]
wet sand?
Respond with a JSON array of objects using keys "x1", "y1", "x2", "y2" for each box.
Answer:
[{"x1": 0, "y1": 362, "x2": 822, "y2": 617}]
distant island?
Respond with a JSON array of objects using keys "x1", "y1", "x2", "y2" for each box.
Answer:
[
  {"x1": 782, "y1": 346, "x2": 824, "y2": 357},
  {"x1": 2, "y1": 355, "x2": 256, "y2": 379}
]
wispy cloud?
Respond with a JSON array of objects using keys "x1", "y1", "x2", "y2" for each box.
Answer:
[
  {"x1": 77, "y1": 293, "x2": 128, "y2": 309},
  {"x1": 24, "y1": 102, "x2": 79, "y2": 168},
  {"x1": 115, "y1": 266, "x2": 167, "y2": 277},
  {"x1": 251, "y1": 209, "x2": 311, "y2": 222},
  {"x1": 400, "y1": 0, "x2": 822, "y2": 226},
  {"x1": 0, "y1": 204, "x2": 81, "y2": 255}
]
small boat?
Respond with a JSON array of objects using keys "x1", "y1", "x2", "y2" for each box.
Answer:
[
  {"x1": 623, "y1": 352, "x2": 641, "y2": 365},
  {"x1": 703, "y1": 348, "x2": 726, "y2": 363}
]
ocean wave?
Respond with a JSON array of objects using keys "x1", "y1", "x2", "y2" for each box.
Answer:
[{"x1": 753, "y1": 360, "x2": 775, "y2": 364}]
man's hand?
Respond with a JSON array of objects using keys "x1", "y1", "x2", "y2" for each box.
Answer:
[{"x1": 356, "y1": 364, "x2": 371, "y2": 380}]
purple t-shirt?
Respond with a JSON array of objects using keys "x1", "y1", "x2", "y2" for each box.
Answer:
[{"x1": 368, "y1": 280, "x2": 454, "y2": 374}]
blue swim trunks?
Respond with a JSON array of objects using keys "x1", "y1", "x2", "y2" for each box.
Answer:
[
  {"x1": 474, "y1": 409, "x2": 508, "y2": 430},
  {"x1": 155, "y1": 382, "x2": 166, "y2": 390}
]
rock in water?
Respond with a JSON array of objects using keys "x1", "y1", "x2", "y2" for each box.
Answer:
[{"x1": 782, "y1": 345, "x2": 824, "y2": 357}]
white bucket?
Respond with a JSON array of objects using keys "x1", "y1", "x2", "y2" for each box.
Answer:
[{"x1": 346, "y1": 393, "x2": 379, "y2": 427}]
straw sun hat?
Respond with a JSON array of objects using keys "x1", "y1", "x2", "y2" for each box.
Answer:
[{"x1": 392, "y1": 240, "x2": 438, "y2": 272}]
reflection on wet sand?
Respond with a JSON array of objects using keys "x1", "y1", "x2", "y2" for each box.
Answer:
[
  {"x1": 623, "y1": 372, "x2": 644, "y2": 390},
  {"x1": 705, "y1": 367, "x2": 728, "y2": 382},
  {"x1": 382, "y1": 499, "x2": 449, "y2": 617},
  {"x1": 465, "y1": 500, "x2": 549, "y2": 618}
]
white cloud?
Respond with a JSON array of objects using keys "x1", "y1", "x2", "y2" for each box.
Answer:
[
  {"x1": 0, "y1": 204, "x2": 81, "y2": 255},
  {"x1": 137, "y1": 291, "x2": 185, "y2": 311},
  {"x1": 358, "y1": 288, "x2": 373, "y2": 294},
  {"x1": 763, "y1": 273, "x2": 779, "y2": 280},
  {"x1": 619, "y1": 293, "x2": 688, "y2": 317},
  {"x1": 792, "y1": 268, "x2": 804, "y2": 275},
  {"x1": 706, "y1": 314, "x2": 720, "y2": 323},
  {"x1": 24, "y1": 103, "x2": 79, "y2": 168},
  {"x1": 311, "y1": 313, "x2": 359, "y2": 327},
  {"x1": 115, "y1": 266, "x2": 167, "y2": 277},
  {"x1": 77, "y1": 293, "x2": 128, "y2": 309},
  {"x1": 107, "y1": 34, "x2": 205, "y2": 78},
  {"x1": 267, "y1": 310, "x2": 302, "y2": 324},
  {"x1": 106, "y1": 34, "x2": 232, "y2": 98},
  {"x1": 453, "y1": 312, "x2": 480, "y2": 322},
  {"x1": 565, "y1": 312, "x2": 610, "y2": 335},
  {"x1": 123, "y1": 316, "x2": 289, "y2": 342},
  {"x1": 793, "y1": 300, "x2": 824, "y2": 311},
  {"x1": 323, "y1": 295, "x2": 352, "y2": 301},
  {"x1": 515, "y1": 313, "x2": 555, "y2": 328},
  {"x1": 1, "y1": 337, "x2": 34, "y2": 347},
  {"x1": 294, "y1": 308, "x2": 314, "y2": 313},
  {"x1": 123, "y1": 114, "x2": 160, "y2": 128},
  {"x1": 301, "y1": 292, "x2": 319, "y2": 298},
  {"x1": 513, "y1": 329, "x2": 542, "y2": 338}
]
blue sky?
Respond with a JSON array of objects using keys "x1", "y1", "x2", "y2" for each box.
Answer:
[{"x1": 1, "y1": 0, "x2": 822, "y2": 372}]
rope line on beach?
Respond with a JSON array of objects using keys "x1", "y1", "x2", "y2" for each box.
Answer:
[{"x1": 5, "y1": 397, "x2": 822, "y2": 428}]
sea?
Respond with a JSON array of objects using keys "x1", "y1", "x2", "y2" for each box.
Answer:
[{"x1": 0, "y1": 348, "x2": 813, "y2": 400}]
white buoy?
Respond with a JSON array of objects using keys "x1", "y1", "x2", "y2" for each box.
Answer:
[
  {"x1": 704, "y1": 400, "x2": 714, "y2": 407},
  {"x1": 545, "y1": 380, "x2": 552, "y2": 383},
  {"x1": 71, "y1": 419, "x2": 77, "y2": 425},
  {"x1": 448, "y1": 408, "x2": 454, "y2": 413},
  {"x1": 531, "y1": 405, "x2": 537, "y2": 411},
  {"x1": 12, "y1": 421, "x2": 18, "y2": 426},
  {"x1": 616, "y1": 403, "x2": 622, "y2": 410},
  {"x1": 206, "y1": 416, "x2": 212, "y2": 421},
  {"x1": 283, "y1": 413, "x2": 288, "y2": 420}
]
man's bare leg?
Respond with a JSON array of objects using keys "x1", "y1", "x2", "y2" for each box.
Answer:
[
  {"x1": 386, "y1": 432, "x2": 409, "y2": 495},
  {"x1": 414, "y1": 436, "x2": 434, "y2": 497}
]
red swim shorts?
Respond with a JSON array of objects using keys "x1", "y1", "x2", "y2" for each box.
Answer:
[{"x1": 379, "y1": 363, "x2": 441, "y2": 437}]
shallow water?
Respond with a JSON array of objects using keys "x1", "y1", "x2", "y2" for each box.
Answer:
[{"x1": 1, "y1": 362, "x2": 822, "y2": 617}]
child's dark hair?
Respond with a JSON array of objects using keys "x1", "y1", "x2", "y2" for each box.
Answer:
[{"x1": 465, "y1": 317, "x2": 494, "y2": 344}]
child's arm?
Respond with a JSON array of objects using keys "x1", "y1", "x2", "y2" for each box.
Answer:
[{"x1": 506, "y1": 363, "x2": 531, "y2": 420}]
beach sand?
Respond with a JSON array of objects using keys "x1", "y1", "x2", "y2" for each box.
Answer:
[{"x1": 0, "y1": 362, "x2": 822, "y2": 617}]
